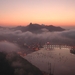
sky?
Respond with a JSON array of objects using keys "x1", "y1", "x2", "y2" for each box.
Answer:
[{"x1": 0, "y1": 0, "x2": 75, "y2": 27}]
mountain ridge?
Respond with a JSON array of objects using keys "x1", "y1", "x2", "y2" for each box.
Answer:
[
  {"x1": 13, "y1": 23, "x2": 65, "y2": 33},
  {"x1": 0, "y1": 23, "x2": 65, "y2": 33}
]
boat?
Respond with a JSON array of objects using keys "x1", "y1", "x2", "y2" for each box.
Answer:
[{"x1": 70, "y1": 47, "x2": 75, "y2": 54}]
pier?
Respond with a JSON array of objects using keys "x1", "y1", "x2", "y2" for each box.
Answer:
[{"x1": 44, "y1": 44, "x2": 72, "y2": 49}]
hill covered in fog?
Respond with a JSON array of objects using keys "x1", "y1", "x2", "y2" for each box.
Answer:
[{"x1": 12, "y1": 23, "x2": 65, "y2": 33}]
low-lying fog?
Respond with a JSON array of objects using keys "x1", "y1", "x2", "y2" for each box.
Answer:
[
  {"x1": 0, "y1": 27, "x2": 75, "y2": 75},
  {"x1": 0, "y1": 28, "x2": 75, "y2": 52}
]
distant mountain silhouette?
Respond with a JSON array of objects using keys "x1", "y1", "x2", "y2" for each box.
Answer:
[
  {"x1": 0, "y1": 26, "x2": 4, "y2": 28},
  {"x1": 10, "y1": 23, "x2": 65, "y2": 33}
]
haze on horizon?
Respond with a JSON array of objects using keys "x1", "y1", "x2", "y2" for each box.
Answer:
[{"x1": 0, "y1": 0, "x2": 75, "y2": 27}]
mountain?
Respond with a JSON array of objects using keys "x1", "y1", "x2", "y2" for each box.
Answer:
[
  {"x1": 0, "y1": 26, "x2": 5, "y2": 28},
  {"x1": 10, "y1": 23, "x2": 65, "y2": 33}
]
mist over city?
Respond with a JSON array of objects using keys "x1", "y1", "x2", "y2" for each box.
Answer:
[{"x1": 0, "y1": 23, "x2": 75, "y2": 75}]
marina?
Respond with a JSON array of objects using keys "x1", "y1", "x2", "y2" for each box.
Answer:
[{"x1": 24, "y1": 45, "x2": 75, "y2": 75}]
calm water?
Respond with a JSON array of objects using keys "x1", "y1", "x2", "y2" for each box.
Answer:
[{"x1": 24, "y1": 45, "x2": 75, "y2": 75}]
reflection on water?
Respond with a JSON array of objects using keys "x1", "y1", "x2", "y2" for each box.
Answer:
[{"x1": 24, "y1": 45, "x2": 75, "y2": 75}]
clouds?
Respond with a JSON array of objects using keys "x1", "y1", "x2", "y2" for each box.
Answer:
[
  {"x1": 0, "y1": 28, "x2": 75, "y2": 47},
  {"x1": 61, "y1": 29, "x2": 75, "y2": 40},
  {"x1": 0, "y1": 41, "x2": 20, "y2": 53},
  {"x1": 0, "y1": 27, "x2": 75, "y2": 75}
]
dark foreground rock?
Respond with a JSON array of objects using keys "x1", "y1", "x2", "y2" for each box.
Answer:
[{"x1": 0, "y1": 52, "x2": 43, "y2": 75}]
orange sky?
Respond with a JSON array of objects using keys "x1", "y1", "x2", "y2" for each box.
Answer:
[{"x1": 0, "y1": 0, "x2": 75, "y2": 27}]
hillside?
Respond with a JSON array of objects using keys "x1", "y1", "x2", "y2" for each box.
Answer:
[
  {"x1": 0, "y1": 52, "x2": 43, "y2": 75},
  {"x1": 12, "y1": 23, "x2": 65, "y2": 33}
]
